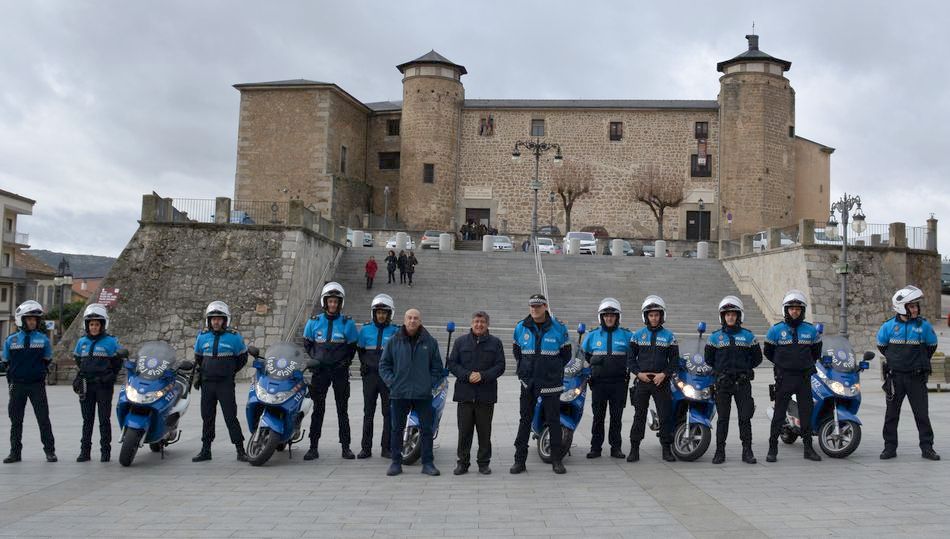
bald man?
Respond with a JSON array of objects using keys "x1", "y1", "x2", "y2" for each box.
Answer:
[{"x1": 379, "y1": 309, "x2": 445, "y2": 476}]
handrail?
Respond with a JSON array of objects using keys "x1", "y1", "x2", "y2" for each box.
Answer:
[
  {"x1": 284, "y1": 246, "x2": 344, "y2": 340},
  {"x1": 722, "y1": 259, "x2": 782, "y2": 324}
]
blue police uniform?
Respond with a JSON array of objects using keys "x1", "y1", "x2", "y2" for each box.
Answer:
[
  {"x1": 764, "y1": 319, "x2": 822, "y2": 458},
  {"x1": 302, "y1": 312, "x2": 359, "y2": 454},
  {"x1": 628, "y1": 325, "x2": 679, "y2": 450},
  {"x1": 357, "y1": 321, "x2": 398, "y2": 455},
  {"x1": 2, "y1": 329, "x2": 55, "y2": 459},
  {"x1": 582, "y1": 324, "x2": 633, "y2": 455},
  {"x1": 194, "y1": 328, "x2": 248, "y2": 451},
  {"x1": 705, "y1": 325, "x2": 762, "y2": 452},
  {"x1": 73, "y1": 333, "x2": 121, "y2": 459}
]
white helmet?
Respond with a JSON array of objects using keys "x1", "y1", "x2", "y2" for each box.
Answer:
[
  {"x1": 598, "y1": 297, "x2": 622, "y2": 325},
  {"x1": 718, "y1": 296, "x2": 745, "y2": 325},
  {"x1": 371, "y1": 293, "x2": 395, "y2": 322},
  {"x1": 892, "y1": 285, "x2": 923, "y2": 316},
  {"x1": 14, "y1": 300, "x2": 45, "y2": 328},
  {"x1": 782, "y1": 290, "x2": 807, "y2": 321},
  {"x1": 205, "y1": 301, "x2": 231, "y2": 329},
  {"x1": 320, "y1": 282, "x2": 345, "y2": 312},
  {"x1": 641, "y1": 295, "x2": 666, "y2": 325},
  {"x1": 83, "y1": 303, "x2": 110, "y2": 333}
]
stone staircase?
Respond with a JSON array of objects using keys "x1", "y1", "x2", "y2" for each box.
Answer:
[{"x1": 333, "y1": 248, "x2": 771, "y2": 373}]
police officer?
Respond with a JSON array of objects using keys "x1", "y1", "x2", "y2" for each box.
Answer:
[
  {"x1": 877, "y1": 285, "x2": 940, "y2": 461},
  {"x1": 511, "y1": 294, "x2": 571, "y2": 475},
  {"x1": 1, "y1": 301, "x2": 56, "y2": 463},
  {"x1": 582, "y1": 298, "x2": 632, "y2": 459},
  {"x1": 706, "y1": 296, "x2": 762, "y2": 464},
  {"x1": 627, "y1": 295, "x2": 679, "y2": 463},
  {"x1": 302, "y1": 282, "x2": 359, "y2": 461},
  {"x1": 192, "y1": 301, "x2": 249, "y2": 462},
  {"x1": 72, "y1": 304, "x2": 122, "y2": 462},
  {"x1": 765, "y1": 290, "x2": 822, "y2": 462},
  {"x1": 356, "y1": 294, "x2": 398, "y2": 459}
]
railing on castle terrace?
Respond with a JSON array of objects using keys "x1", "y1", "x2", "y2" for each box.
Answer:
[{"x1": 140, "y1": 195, "x2": 348, "y2": 245}]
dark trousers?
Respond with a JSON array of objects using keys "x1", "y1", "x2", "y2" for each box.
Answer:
[
  {"x1": 8, "y1": 381, "x2": 55, "y2": 454},
  {"x1": 514, "y1": 386, "x2": 562, "y2": 462},
  {"x1": 387, "y1": 269, "x2": 396, "y2": 283},
  {"x1": 360, "y1": 370, "x2": 391, "y2": 452},
  {"x1": 770, "y1": 369, "x2": 813, "y2": 441},
  {"x1": 883, "y1": 372, "x2": 934, "y2": 450},
  {"x1": 390, "y1": 397, "x2": 434, "y2": 465},
  {"x1": 399, "y1": 270, "x2": 406, "y2": 284},
  {"x1": 630, "y1": 378, "x2": 673, "y2": 445},
  {"x1": 715, "y1": 376, "x2": 754, "y2": 447},
  {"x1": 200, "y1": 380, "x2": 244, "y2": 445},
  {"x1": 457, "y1": 401, "x2": 494, "y2": 467},
  {"x1": 590, "y1": 380, "x2": 626, "y2": 451},
  {"x1": 309, "y1": 367, "x2": 351, "y2": 447},
  {"x1": 366, "y1": 275, "x2": 374, "y2": 289},
  {"x1": 407, "y1": 271, "x2": 414, "y2": 285},
  {"x1": 80, "y1": 381, "x2": 114, "y2": 452}
]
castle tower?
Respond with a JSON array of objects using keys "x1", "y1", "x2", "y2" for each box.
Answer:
[
  {"x1": 717, "y1": 34, "x2": 796, "y2": 236},
  {"x1": 396, "y1": 50, "x2": 465, "y2": 231}
]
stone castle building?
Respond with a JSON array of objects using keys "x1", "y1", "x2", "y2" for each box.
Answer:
[{"x1": 232, "y1": 34, "x2": 833, "y2": 240}]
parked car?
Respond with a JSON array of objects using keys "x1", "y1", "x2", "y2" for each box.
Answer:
[
  {"x1": 537, "y1": 225, "x2": 561, "y2": 236},
  {"x1": 580, "y1": 226, "x2": 610, "y2": 240},
  {"x1": 641, "y1": 245, "x2": 656, "y2": 257},
  {"x1": 346, "y1": 228, "x2": 374, "y2": 247},
  {"x1": 942, "y1": 262, "x2": 950, "y2": 294},
  {"x1": 536, "y1": 237, "x2": 561, "y2": 254},
  {"x1": 752, "y1": 230, "x2": 795, "y2": 251},
  {"x1": 385, "y1": 235, "x2": 415, "y2": 250},
  {"x1": 603, "y1": 239, "x2": 636, "y2": 256},
  {"x1": 563, "y1": 231, "x2": 597, "y2": 255},
  {"x1": 420, "y1": 230, "x2": 444, "y2": 249},
  {"x1": 492, "y1": 235, "x2": 513, "y2": 251},
  {"x1": 682, "y1": 249, "x2": 698, "y2": 258}
]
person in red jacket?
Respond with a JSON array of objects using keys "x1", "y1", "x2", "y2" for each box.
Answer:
[{"x1": 365, "y1": 256, "x2": 378, "y2": 290}]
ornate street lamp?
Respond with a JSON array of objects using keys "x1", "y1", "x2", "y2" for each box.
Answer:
[
  {"x1": 53, "y1": 257, "x2": 73, "y2": 341},
  {"x1": 511, "y1": 139, "x2": 563, "y2": 246},
  {"x1": 826, "y1": 194, "x2": 865, "y2": 337}
]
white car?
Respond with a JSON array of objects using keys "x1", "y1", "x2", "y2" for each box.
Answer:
[
  {"x1": 536, "y1": 237, "x2": 560, "y2": 254},
  {"x1": 752, "y1": 230, "x2": 795, "y2": 251},
  {"x1": 385, "y1": 235, "x2": 415, "y2": 250},
  {"x1": 563, "y1": 231, "x2": 597, "y2": 255},
  {"x1": 492, "y1": 235, "x2": 513, "y2": 251},
  {"x1": 346, "y1": 228, "x2": 374, "y2": 247}
]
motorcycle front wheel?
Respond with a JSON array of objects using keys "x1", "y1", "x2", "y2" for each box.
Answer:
[
  {"x1": 537, "y1": 426, "x2": 573, "y2": 463},
  {"x1": 247, "y1": 426, "x2": 280, "y2": 466},
  {"x1": 671, "y1": 422, "x2": 710, "y2": 461},
  {"x1": 401, "y1": 426, "x2": 422, "y2": 465},
  {"x1": 817, "y1": 419, "x2": 861, "y2": 458},
  {"x1": 119, "y1": 428, "x2": 144, "y2": 467}
]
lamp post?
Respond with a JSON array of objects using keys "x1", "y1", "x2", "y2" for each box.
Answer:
[
  {"x1": 53, "y1": 257, "x2": 73, "y2": 341},
  {"x1": 383, "y1": 185, "x2": 391, "y2": 229},
  {"x1": 824, "y1": 193, "x2": 866, "y2": 337},
  {"x1": 548, "y1": 192, "x2": 555, "y2": 229},
  {"x1": 511, "y1": 139, "x2": 563, "y2": 246},
  {"x1": 697, "y1": 198, "x2": 706, "y2": 241}
]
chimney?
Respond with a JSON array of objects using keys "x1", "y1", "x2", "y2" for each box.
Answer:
[{"x1": 745, "y1": 34, "x2": 759, "y2": 51}]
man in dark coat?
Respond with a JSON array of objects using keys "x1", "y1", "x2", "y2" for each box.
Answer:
[{"x1": 446, "y1": 311, "x2": 506, "y2": 475}]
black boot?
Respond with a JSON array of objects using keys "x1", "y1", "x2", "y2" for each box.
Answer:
[
  {"x1": 922, "y1": 447, "x2": 941, "y2": 461},
  {"x1": 711, "y1": 445, "x2": 725, "y2": 464},
  {"x1": 766, "y1": 439, "x2": 778, "y2": 462},
  {"x1": 509, "y1": 460, "x2": 526, "y2": 474},
  {"x1": 586, "y1": 449, "x2": 601, "y2": 459},
  {"x1": 192, "y1": 444, "x2": 212, "y2": 462},
  {"x1": 880, "y1": 447, "x2": 897, "y2": 459},
  {"x1": 100, "y1": 449, "x2": 111, "y2": 463},
  {"x1": 303, "y1": 446, "x2": 319, "y2": 461},
  {"x1": 803, "y1": 438, "x2": 822, "y2": 461},
  {"x1": 626, "y1": 442, "x2": 640, "y2": 462},
  {"x1": 236, "y1": 443, "x2": 248, "y2": 462},
  {"x1": 661, "y1": 444, "x2": 676, "y2": 462},
  {"x1": 610, "y1": 447, "x2": 626, "y2": 459},
  {"x1": 3, "y1": 452, "x2": 21, "y2": 464},
  {"x1": 341, "y1": 446, "x2": 355, "y2": 460},
  {"x1": 742, "y1": 443, "x2": 757, "y2": 464},
  {"x1": 552, "y1": 460, "x2": 566, "y2": 474},
  {"x1": 77, "y1": 447, "x2": 92, "y2": 463},
  {"x1": 45, "y1": 451, "x2": 58, "y2": 463},
  {"x1": 357, "y1": 449, "x2": 372, "y2": 459}
]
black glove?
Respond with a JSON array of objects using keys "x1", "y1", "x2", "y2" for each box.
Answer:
[{"x1": 193, "y1": 372, "x2": 202, "y2": 391}]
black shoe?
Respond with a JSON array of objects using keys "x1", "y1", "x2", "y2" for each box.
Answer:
[
  {"x1": 100, "y1": 451, "x2": 111, "y2": 463},
  {"x1": 3, "y1": 453, "x2": 21, "y2": 464},
  {"x1": 879, "y1": 448, "x2": 896, "y2": 459},
  {"x1": 453, "y1": 463, "x2": 469, "y2": 475},
  {"x1": 236, "y1": 444, "x2": 249, "y2": 462},
  {"x1": 45, "y1": 451, "x2": 58, "y2": 463},
  {"x1": 626, "y1": 444, "x2": 640, "y2": 462},
  {"x1": 341, "y1": 447, "x2": 355, "y2": 460},
  {"x1": 711, "y1": 448, "x2": 725, "y2": 464},
  {"x1": 77, "y1": 449, "x2": 91, "y2": 463},
  {"x1": 922, "y1": 448, "x2": 941, "y2": 461},
  {"x1": 357, "y1": 449, "x2": 372, "y2": 459},
  {"x1": 610, "y1": 448, "x2": 626, "y2": 459},
  {"x1": 509, "y1": 461, "x2": 526, "y2": 474},
  {"x1": 766, "y1": 440, "x2": 778, "y2": 462},
  {"x1": 803, "y1": 440, "x2": 822, "y2": 462},
  {"x1": 421, "y1": 463, "x2": 440, "y2": 476},
  {"x1": 381, "y1": 448, "x2": 391, "y2": 459},
  {"x1": 586, "y1": 449, "x2": 601, "y2": 459},
  {"x1": 478, "y1": 464, "x2": 491, "y2": 475},
  {"x1": 661, "y1": 445, "x2": 676, "y2": 462},
  {"x1": 387, "y1": 462, "x2": 402, "y2": 476},
  {"x1": 303, "y1": 447, "x2": 319, "y2": 461},
  {"x1": 552, "y1": 460, "x2": 566, "y2": 474},
  {"x1": 742, "y1": 445, "x2": 757, "y2": 464},
  {"x1": 192, "y1": 447, "x2": 212, "y2": 462}
]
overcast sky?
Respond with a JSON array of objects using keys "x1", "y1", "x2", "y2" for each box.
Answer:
[{"x1": 2, "y1": 0, "x2": 948, "y2": 258}]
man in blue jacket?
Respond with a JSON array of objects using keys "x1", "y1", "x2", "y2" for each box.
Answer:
[
  {"x1": 582, "y1": 298, "x2": 632, "y2": 460},
  {"x1": 878, "y1": 285, "x2": 940, "y2": 461},
  {"x1": 379, "y1": 308, "x2": 444, "y2": 477},
  {"x1": 356, "y1": 294, "x2": 399, "y2": 459},
  {"x1": 72, "y1": 303, "x2": 122, "y2": 463},
  {"x1": 1, "y1": 301, "x2": 56, "y2": 463}
]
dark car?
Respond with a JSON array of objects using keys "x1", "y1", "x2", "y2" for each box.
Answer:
[
  {"x1": 603, "y1": 239, "x2": 637, "y2": 256},
  {"x1": 943, "y1": 262, "x2": 950, "y2": 294},
  {"x1": 537, "y1": 225, "x2": 561, "y2": 236},
  {"x1": 580, "y1": 225, "x2": 609, "y2": 240}
]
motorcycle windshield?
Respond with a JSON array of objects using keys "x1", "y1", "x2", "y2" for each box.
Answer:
[
  {"x1": 677, "y1": 336, "x2": 713, "y2": 375},
  {"x1": 133, "y1": 341, "x2": 180, "y2": 381},
  {"x1": 262, "y1": 342, "x2": 308, "y2": 381},
  {"x1": 821, "y1": 336, "x2": 859, "y2": 373}
]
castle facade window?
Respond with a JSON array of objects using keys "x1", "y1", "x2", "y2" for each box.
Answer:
[{"x1": 609, "y1": 121, "x2": 623, "y2": 141}]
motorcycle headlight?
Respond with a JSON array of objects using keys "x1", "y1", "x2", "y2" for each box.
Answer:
[
  {"x1": 255, "y1": 381, "x2": 294, "y2": 405},
  {"x1": 560, "y1": 386, "x2": 582, "y2": 402},
  {"x1": 816, "y1": 369, "x2": 859, "y2": 397},
  {"x1": 676, "y1": 380, "x2": 711, "y2": 401},
  {"x1": 125, "y1": 383, "x2": 167, "y2": 404}
]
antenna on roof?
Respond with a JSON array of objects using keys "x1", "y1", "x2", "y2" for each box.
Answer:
[{"x1": 752, "y1": 21, "x2": 755, "y2": 34}]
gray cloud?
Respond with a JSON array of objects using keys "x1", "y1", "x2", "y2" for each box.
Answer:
[{"x1": 2, "y1": 0, "x2": 948, "y2": 257}]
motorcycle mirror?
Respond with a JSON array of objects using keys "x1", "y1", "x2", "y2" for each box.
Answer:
[
  {"x1": 115, "y1": 348, "x2": 129, "y2": 360},
  {"x1": 577, "y1": 323, "x2": 586, "y2": 334},
  {"x1": 446, "y1": 321, "x2": 456, "y2": 333},
  {"x1": 179, "y1": 360, "x2": 195, "y2": 371},
  {"x1": 247, "y1": 345, "x2": 260, "y2": 358},
  {"x1": 862, "y1": 351, "x2": 876, "y2": 361},
  {"x1": 859, "y1": 361, "x2": 870, "y2": 371},
  {"x1": 696, "y1": 321, "x2": 706, "y2": 334},
  {"x1": 252, "y1": 358, "x2": 265, "y2": 370},
  {"x1": 816, "y1": 323, "x2": 825, "y2": 335}
]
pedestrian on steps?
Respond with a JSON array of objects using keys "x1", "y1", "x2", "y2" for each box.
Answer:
[
  {"x1": 385, "y1": 250, "x2": 397, "y2": 284},
  {"x1": 365, "y1": 256, "x2": 378, "y2": 290},
  {"x1": 406, "y1": 252, "x2": 418, "y2": 287},
  {"x1": 398, "y1": 250, "x2": 408, "y2": 284}
]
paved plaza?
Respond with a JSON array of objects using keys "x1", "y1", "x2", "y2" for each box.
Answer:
[{"x1": 0, "y1": 374, "x2": 948, "y2": 538}]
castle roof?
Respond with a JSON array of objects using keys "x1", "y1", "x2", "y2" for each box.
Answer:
[
  {"x1": 464, "y1": 99, "x2": 718, "y2": 111},
  {"x1": 397, "y1": 50, "x2": 467, "y2": 75},
  {"x1": 233, "y1": 79, "x2": 330, "y2": 89},
  {"x1": 717, "y1": 34, "x2": 791, "y2": 73}
]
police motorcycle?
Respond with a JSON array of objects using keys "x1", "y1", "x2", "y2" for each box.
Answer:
[
  {"x1": 534, "y1": 323, "x2": 591, "y2": 463},
  {"x1": 244, "y1": 342, "x2": 320, "y2": 466},
  {"x1": 116, "y1": 341, "x2": 195, "y2": 467},
  {"x1": 767, "y1": 325, "x2": 874, "y2": 458},
  {"x1": 648, "y1": 322, "x2": 717, "y2": 461},
  {"x1": 402, "y1": 322, "x2": 454, "y2": 465}
]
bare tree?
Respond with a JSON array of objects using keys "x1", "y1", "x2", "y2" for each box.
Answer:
[
  {"x1": 631, "y1": 165, "x2": 684, "y2": 240},
  {"x1": 552, "y1": 162, "x2": 593, "y2": 232}
]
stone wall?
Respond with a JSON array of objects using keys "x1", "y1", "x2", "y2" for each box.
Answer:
[
  {"x1": 723, "y1": 244, "x2": 941, "y2": 353},
  {"x1": 793, "y1": 137, "x2": 832, "y2": 223},
  {"x1": 365, "y1": 112, "x2": 402, "y2": 217},
  {"x1": 331, "y1": 176, "x2": 372, "y2": 228}
]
